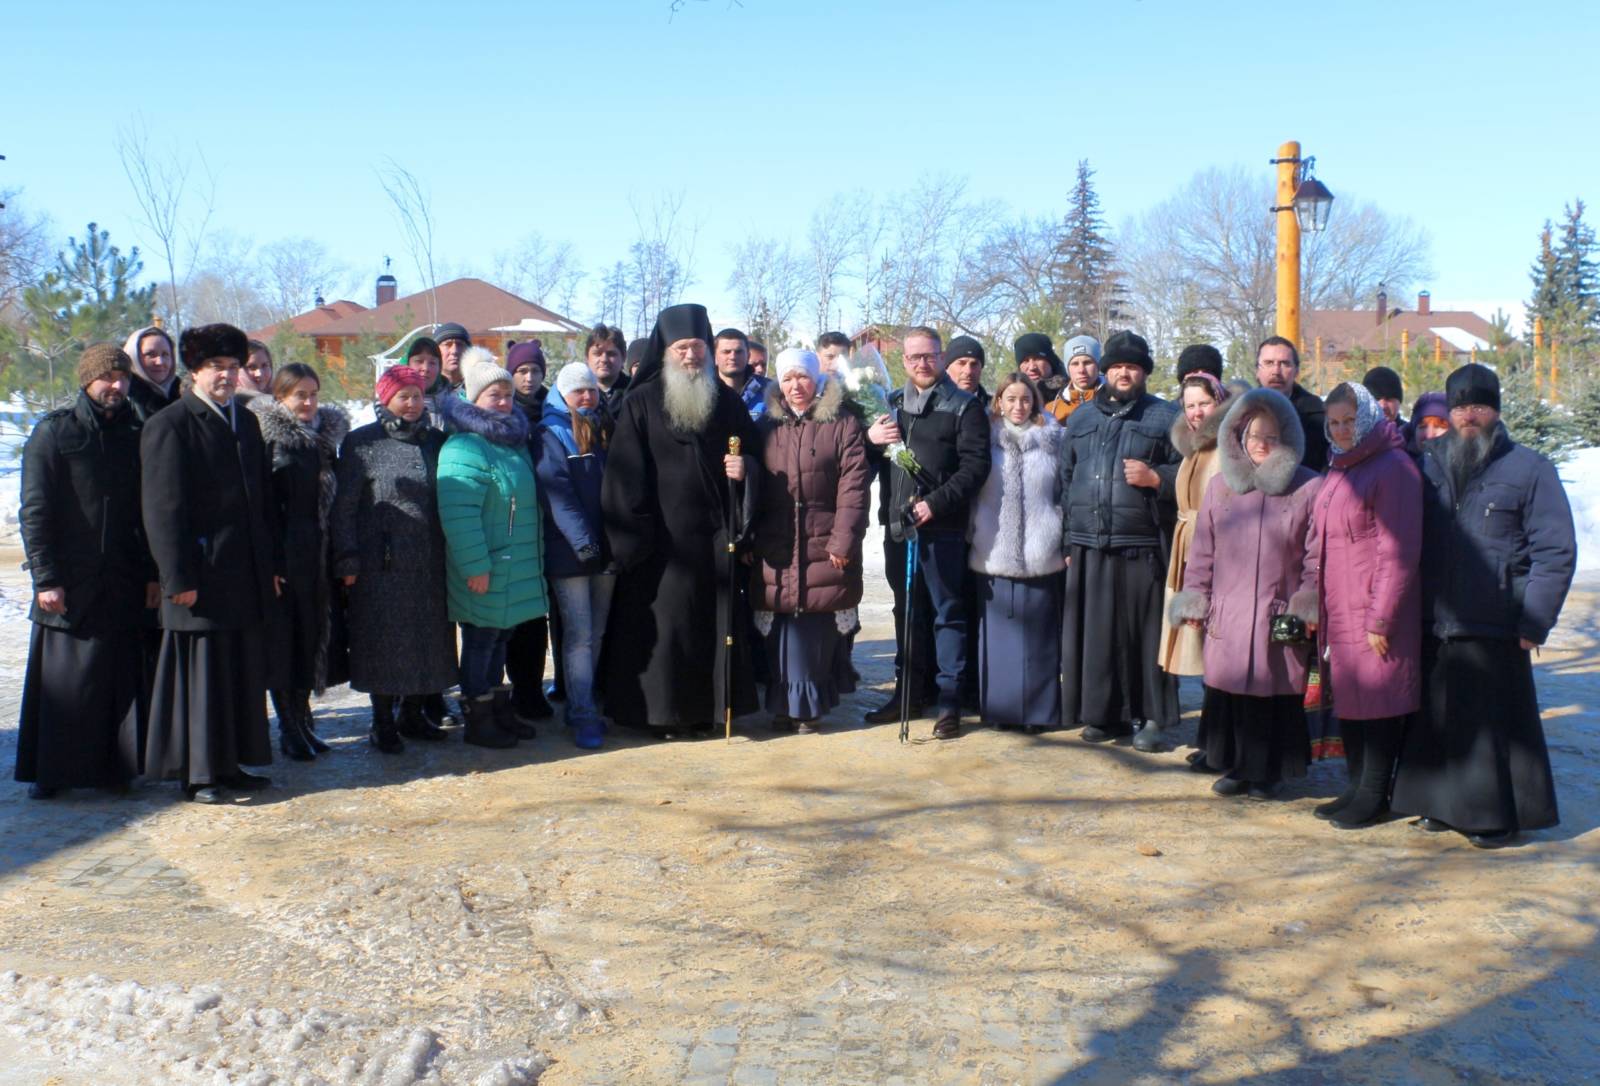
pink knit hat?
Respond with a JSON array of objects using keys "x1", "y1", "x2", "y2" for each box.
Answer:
[{"x1": 376, "y1": 364, "x2": 427, "y2": 406}]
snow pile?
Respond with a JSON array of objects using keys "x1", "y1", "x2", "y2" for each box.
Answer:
[
  {"x1": 1558, "y1": 446, "x2": 1600, "y2": 572},
  {"x1": 0, "y1": 971, "x2": 551, "y2": 1085}
]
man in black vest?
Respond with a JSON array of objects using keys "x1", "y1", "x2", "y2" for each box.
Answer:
[
  {"x1": 862, "y1": 326, "x2": 991, "y2": 739},
  {"x1": 15, "y1": 344, "x2": 159, "y2": 798}
]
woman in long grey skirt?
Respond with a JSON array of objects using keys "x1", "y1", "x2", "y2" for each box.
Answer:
[
  {"x1": 967, "y1": 373, "x2": 1065, "y2": 732},
  {"x1": 750, "y1": 348, "x2": 871, "y2": 732}
]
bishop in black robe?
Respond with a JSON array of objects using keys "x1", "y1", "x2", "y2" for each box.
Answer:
[{"x1": 600, "y1": 304, "x2": 759, "y2": 735}]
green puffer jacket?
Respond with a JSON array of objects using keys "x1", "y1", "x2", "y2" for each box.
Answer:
[{"x1": 435, "y1": 396, "x2": 548, "y2": 629}]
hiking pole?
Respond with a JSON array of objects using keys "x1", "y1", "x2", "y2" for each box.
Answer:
[
  {"x1": 899, "y1": 522, "x2": 919, "y2": 744},
  {"x1": 725, "y1": 435, "x2": 741, "y2": 742}
]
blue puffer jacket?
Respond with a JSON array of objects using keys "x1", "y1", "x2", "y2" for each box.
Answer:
[
  {"x1": 1419, "y1": 423, "x2": 1575, "y2": 644},
  {"x1": 1059, "y1": 385, "x2": 1181, "y2": 551},
  {"x1": 536, "y1": 389, "x2": 610, "y2": 578},
  {"x1": 435, "y1": 394, "x2": 548, "y2": 629}
]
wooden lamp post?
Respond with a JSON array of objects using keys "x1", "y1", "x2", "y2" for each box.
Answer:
[{"x1": 1271, "y1": 142, "x2": 1335, "y2": 358}]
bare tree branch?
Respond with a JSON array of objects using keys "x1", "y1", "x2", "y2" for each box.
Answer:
[
  {"x1": 378, "y1": 159, "x2": 438, "y2": 325},
  {"x1": 116, "y1": 116, "x2": 214, "y2": 329}
]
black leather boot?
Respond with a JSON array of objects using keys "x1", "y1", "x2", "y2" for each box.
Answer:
[
  {"x1": 1316, "y1": 722, "x2": 1365, "y2": 820},
  {"x1": 1332, "y1": 722, "x2": 1399, "y2": 828},
  {"x1": 420, "y1": 692, "x2": 456, "y2": 729},
  {"x1": 272, "y1": 689, "x2": 315, "y2": 761},
  {"x1": 368, "y1": 695, "x2": 404, "y2": 754},
  {"x1": 298, "y1": 691, "x2": 330, "y2": 753},
  {"x1": 398, "y1": 696, "x2": 449, "y2": 741}
]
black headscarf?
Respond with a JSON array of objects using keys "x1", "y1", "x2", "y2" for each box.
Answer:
[{"x1": 631, "y1": 303, "x2": 713, "y2": 387}]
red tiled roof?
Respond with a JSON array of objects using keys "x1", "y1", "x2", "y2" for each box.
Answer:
[
  {"x1": 306, "y1": 278, "x2": 584, "y2": 340},
  {"x1": 249, "y1": 299, "x2": 366, "y2": 342}
]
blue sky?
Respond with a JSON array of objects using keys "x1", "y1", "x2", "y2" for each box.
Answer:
[{"x1": 8, "y1": 0, "x2": 1597, "y2": 334}]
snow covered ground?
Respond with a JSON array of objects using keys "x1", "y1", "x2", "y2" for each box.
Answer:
[{"x1": 1559, "y1": 446, "x2": 1600, "y2": 571}]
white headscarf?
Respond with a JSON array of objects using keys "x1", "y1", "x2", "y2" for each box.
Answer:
[{"x1": 773, "y1": 347, "x2": 825, "y2": 391}]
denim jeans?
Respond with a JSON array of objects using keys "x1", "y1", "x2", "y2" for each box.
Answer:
[
  {"x1": 885, "y1": 530, "x2": 969, "y2": 713},
  {"x1": 552, "y1": 574, "x2": 616, "y2": 727},
  {"x1": 458, "y1": 624, "x2": 514, "y2": 699}
]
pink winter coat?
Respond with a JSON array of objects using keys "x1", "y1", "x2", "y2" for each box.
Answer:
[
  {"x1": 1309, "y1": 417, "x2": 1422, "y2": 720},
  {"x1": 1170, "y1": 389, "x2": 1321, "y2": 698}
]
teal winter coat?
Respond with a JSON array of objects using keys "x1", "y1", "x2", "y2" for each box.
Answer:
[{"x1": 435, "y1": 395, "x2": 548, "y2": 629}]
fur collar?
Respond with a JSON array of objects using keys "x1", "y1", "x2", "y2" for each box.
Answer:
[
  {"x1": 248, "y1": 396, "x2": 351, "y2": 452},
  {"x1": 1169, "y1": 404, "x2": 1226, "y2": 459},
  {"x1": 995, "y1": 414, "x2": 1061, "y2": 455},
  {"x1": 435, "y1": 391, "x2": 531, "y2": 446},
  {"x1": 1217, "y1": 387, "x2": 1304, "y2": 496},
  {"x1": 762, "y1": 372, "x2": 843, "y2": 424}
]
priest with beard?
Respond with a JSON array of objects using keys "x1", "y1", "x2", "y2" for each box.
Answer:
[
  {"x1": 1058, "y1": 331, "x2": 1183, "y2": 753},
  {"x1": 601, "y1": 303, "x2": 760, "y2": 737},
  {"x1": 1390, "y1": 363, "x2": 1575, "y2": 848}
]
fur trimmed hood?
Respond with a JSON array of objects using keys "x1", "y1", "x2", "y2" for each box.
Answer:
[
  {"x1": 435, "y1": 390, "x2": 532, "y2": 446},
  {"x1": 248, "y1": 396, "x2": 351, "y2": 452},
  {"x1": 1170, "y1": 402, "x2": 1226, "y2": 459},
  {"x1": 762, "y1": 369, "x2": 843, "y2": 424},
  {"x1": 1217, "y1": 388, "x2": 1304, "y2": 497}
]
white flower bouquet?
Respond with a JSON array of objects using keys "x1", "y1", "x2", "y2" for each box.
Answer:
[{"x1": 838, "y1": 344, "x2": 925, "y2": 480}]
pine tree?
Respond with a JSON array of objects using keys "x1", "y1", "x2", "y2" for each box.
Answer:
[
  {"x1": 1527, "y1": 221, "x2": 1561, "y2": 338},
  {"x1": 1049, "y1": 160, "x2": 1122, "y2": 336},
  {"x1": 1569, "y1": 374, "x2": 1600, "y2": 447},
  {"x1": 1552, "y1": 199, "x2": 1599, "y2": 347},
  {"x1": 0, "y1": 223, "x2": 157, "y2": 406},
  {"x1": 1498, "y1": 362, "x2": 1578, "y2": 463},
  {"x1": 54, "y1": 223, "x2": 157, "y2": 343}
]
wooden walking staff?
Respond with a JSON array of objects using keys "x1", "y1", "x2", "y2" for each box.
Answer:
[{"x1": 725, "y1": 435, "x2": 741, "y2": 741}]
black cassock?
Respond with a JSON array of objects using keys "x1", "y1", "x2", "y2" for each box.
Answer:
[
  {"x1": 600, "y1": 377, "x2": 759, "y2": 731},
  {"x1": 15, "y1": 393, "x2": 155, "y2": 790}
]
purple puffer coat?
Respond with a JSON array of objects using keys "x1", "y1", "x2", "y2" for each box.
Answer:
[
  {"x1": 1171, "y1": 388, "x2": 1321, "y2": 698},
  {"x1": 1309, "y1": 412, "x2": 1422, "y2": 720}
]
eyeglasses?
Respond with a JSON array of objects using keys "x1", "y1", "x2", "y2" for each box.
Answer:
[{"x1": 905, "y1": 352, "x2": 940, "y2": 364}]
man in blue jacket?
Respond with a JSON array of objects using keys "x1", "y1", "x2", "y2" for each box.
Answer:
[
  {"x1": 713, "y1": 327, "x2": 771, "y2": 421},
  {"x1": 1391, "y1": 363, "x2": 1576, "y2": 848},
  {"x1": 1058, "y1": 331, "x2": 1182, "y2": 753}
]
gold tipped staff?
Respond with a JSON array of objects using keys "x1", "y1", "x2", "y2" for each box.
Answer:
[{"x1": 726, "y1": 435, "x2": 741, "y2": 741}]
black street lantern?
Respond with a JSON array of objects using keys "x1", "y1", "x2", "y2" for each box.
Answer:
[{"x1": 1293, "y1": 159, "x2": 1334, "y2": 234}]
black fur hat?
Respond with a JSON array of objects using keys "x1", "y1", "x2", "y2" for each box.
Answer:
[
  {"x1": 1176, "y1": 343, "x2": 1224, "y2": 382},
  {"x1": 1101, "y1": 330, "x2": 1153, "y2": 373},
  {"x1": 179, "y1": 323, "x2": 250, "y2": 371}
]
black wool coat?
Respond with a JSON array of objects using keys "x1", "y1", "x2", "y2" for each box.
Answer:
[
  {"x1": 19, "y1": 393, "x2": 155, "y2": 632},
  {"x1": 127, "y1": 375, "x2": 180, "y2": 425},
  {"x1": 600, "y1": 377, "x2": 760, "y2": 727},
  {"x1": 879, "y1": 377, "x2": 992, "y2": 541},
  {"x1": 250, "y1": 398, "x2": 351, "y2": 692},
  {"x1": 140, "y1": 391, "x2": 280, "y2": 632}
]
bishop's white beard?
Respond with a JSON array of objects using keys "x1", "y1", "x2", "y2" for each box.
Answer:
[{"x1": 662, "y1": 360, "x2": 717, "y2": 432}]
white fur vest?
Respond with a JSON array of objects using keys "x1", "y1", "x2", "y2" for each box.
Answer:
[{"x1": 967, "y1": 418, "x2": 1064, "y2": 579}]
